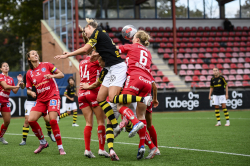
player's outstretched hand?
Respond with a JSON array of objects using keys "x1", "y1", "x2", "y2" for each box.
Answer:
[
  {"x1": 44, "y1": 74, "x2": 53, "y2": 79},
  {"x1": 30, "y1": 91, "x2": 36, "y2": 98},
  {"x1": 54, "y1": 54, "x2": 68, "y2": 60},
  {"x1": 152, "y1": 99, "x2": 159, "y2": 108},
  {"x1": 80, "y1": 83, "x2": 90, "y2": 90},
  {"x1": 17, "y1": 74, "x2": 23, "y2": 81}
]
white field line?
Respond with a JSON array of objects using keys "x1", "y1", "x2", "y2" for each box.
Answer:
[{"x1": 5, "y1": 133, "x2": 250, "y2": 157}]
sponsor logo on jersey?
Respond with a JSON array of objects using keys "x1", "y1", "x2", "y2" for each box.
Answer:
[
  {"x1": 130, "y1": 86, "x2": 139, "y2": 91},
  {"x1": 79, "y1": 103, "x2": 84, "y2": 107},
  {"x1": 33, "y1": 79, "x2": 36, "y2": 84},
  {"x1": 110, "y1": 75, "x2": 116, "y2": 83},
  {"x1": 33, "y1": 102, "x2": 37, "y2": 106},
  {"x1": 0, "y1": 92, "x2": 9, "y2": 98},
  {"x1": 36, "y1": 72, "x2": 41, "y2": 76},
  {"x1": 37, "y1": 86, "x2": 50, "y2": 94},
  {"x1": 91, "y1": 101, "x2": 98, "y2": 105},
  {"x1": 35, "y1": 81, "x2": 49, "y2": 88},
  {"x1": 135, "y1": 62, "x2": 151, "y2": 74},
  {"x1": 7, "y1": 102, "x2": 11, "y2": 107},
  {"x1": 41, "y1": 68, "x2": 46, "y2": 72},
  {"x1": 139, "y1": 76, "x2": 151, "y2": 84},
  {"x1": 79, "y1": 91, "x2": 90, "y2": 97},
  {"x1": 50, "y1": 99, "x2": 57, "y2": 106}
]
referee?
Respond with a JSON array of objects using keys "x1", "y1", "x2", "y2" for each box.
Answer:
[{"x1": 209, "y1": 67, "x2": 230, "y2": 126}]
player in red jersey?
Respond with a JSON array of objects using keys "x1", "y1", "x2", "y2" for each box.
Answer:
[
  {"x1": 113, "y1": 30, "x2": 159, "y2": 159},
  {"x1": 25, "y1": 50, "x2": 66, "y2": 155},
  {"x1": 78, "y1": 51, "x2": 109, "y2": 158},
  {"x1": 0, "y1": 62, "x2": 23, "y2": 144}
]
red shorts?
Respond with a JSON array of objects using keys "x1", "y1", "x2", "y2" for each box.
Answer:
[
  {"x1": 0, "y1": 102, "x2": 11, "y2": 112},
  {"x1": 31, "y1": 98, "x2": 60, "y2": 116},
  {"x1": 146, "y1": 102, "x2": 153, "y2": 113},
  {"x1": 122, "y1": 75, "x2": 152, "y2": 97},
  {"x1": 78, "y1": 90, "x2": 99, "y2": 109}
]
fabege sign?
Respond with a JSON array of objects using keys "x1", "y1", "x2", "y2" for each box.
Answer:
[{"x1": 165, "y1": 92, "x2": 199, "y2": 110}]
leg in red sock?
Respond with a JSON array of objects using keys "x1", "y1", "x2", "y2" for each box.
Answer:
[
  {"x1": 97, "y1": 125, "x2": 105, "y2": 150},
  {"x1": 29, "y1": 121, "x2": 44, "y2": 140},
  {"x1": 147, "y1": 125, "x2": 157, "y2": 147},
  {"x1": 84, "y1": 126, "x2": 92, "y2": 151},
  {"x1": 0, "y1": 124, "x2": 8, "y2": 138},
  {"x1": 145, "y1": 131, "x2": 156, "y2": 150},
  {"x1": 119, "y1": 106, "x2": 139, "y2": 125},
  {"x1": 138, "y1": 120, "x2": 146, "y2": 148},
  {"x1": 50, "y1": 119, "x2": 62, "y2": 146}
]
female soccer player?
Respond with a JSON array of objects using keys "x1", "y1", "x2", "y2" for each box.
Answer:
[
  {"x1": 59, "y1": 77, "x2": 79, "y2": 127},
  {"x1": 114, "y1": 30, "x2": 160, "y2": 159},
  {"x1": 209, "y1": 67, "x2": 230, "y2": 126},
  {"x1": 19, "y1": 73, "x2": 56, "y2": 145},
  {"x1": 55, "y1": 19, "x2": 151, "y2": 160},
  {"x1": 0, "y1": 62, "x2": 23, "y2": 144},
  {"x1": 26, "y1": 50, "x2": 66, "y2": 155},
  {"x1": 78, "y1": 51, "x2": 109, "y2": 158}
]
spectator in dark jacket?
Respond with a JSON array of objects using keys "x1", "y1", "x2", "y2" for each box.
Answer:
[{"x1": 223, "y1": 19, "x2": 234, "y2": 31}]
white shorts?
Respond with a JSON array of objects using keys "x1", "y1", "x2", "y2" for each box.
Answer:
[
  {"x1": 102, "y1": 62, "x2": 127, "y2": 88},
  {"x1": 25, "y1": 101, "x2": 36, "y2": 116},
  {"x1": 65, "y1": 102, "x2": 77, "y2": 111},
  {"x1": 212, "y1": 95, "x2": 227, "y2": 105},
  {"x1": 110, "y1": 102, "x2": 137, "y2": 120}
]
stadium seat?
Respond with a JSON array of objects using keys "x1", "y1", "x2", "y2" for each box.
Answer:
[
  {"x1": 160, "y1": 83, "x2": 168, "y2": 89},
  {"x1": 223, "y1": 63, "x2": 230, "y2": 69},
  {"x1": 198, "y1": 27, "x2": 203, "y2": 31},
  {"x1": 218, "y1": 53, "x2": 225, "y2": 58},
  {"x1": 209, "y1": 64, "x2": 215, "y2": 69},
  {"x1": 238, "y1": 58, "x2": 245, "y2": 63},
  {"x1": 168, "y1": 82, "x2": 175, "y2": 89},
  {"x1": 207, "y1": 75, "x2": 213, "y2": 80},
  {"x1": 158, "y1": 48, "x2": 164, "y2": 54},
  {"x1": 195, "y1": 64, "x2": 202, "y2": 69},
  {"x1": 236, "y1": 75, "x2": 243, "y2": 80},
  {"x1": 230, "y1": 69, "x2": 237, "y2": 74},
  {"x1": 245, "y1": 63, "x2": 250, "y2": 68},
  {"x1": 162, "y1": 76, "x2": 170, "y2": 82},
  {"x1": 246, "y1": 58, "x2": 250, "y2": 63},
  {"x1": 237, "y1": 63, "x2": 244, "y2": 68},
  {"x1": 225, "y1": 53, "x2": 232, "y2": 58},
  {"x1": 223, "y1": 69, "x2": 230, "y2": 75},
  {"x1": 188, "y1": 64, "x2": 195, "y2": 69},
  {"x1": 247, "y1": 53, "x2": 250, "y2": 57},
  {"x1": 243, "y1": 81, "x2": 250, "y2": 87},
  {"x1": 198, "y1": 82, "x2": 206, "y2": 88},
  {"x1": 244, "y1": 69, "x2": 250, "y2": 74},
  {"x1": 191, "y1": 82, "x2": 198, "y2": 87},
  {"x1": 228, "y1": 81, "x2": 235, "y2": 87},
  {"x1": 159, "y1": 27, "x2": 164, "y2": 31},
  {"x1": 155, "y1": 77, "x2": 162, "y2": 83},
  {"x1": 230, "y1": 63, "x2": 237, "y2": 69},
  {"x1": 202, "y1": 64, "x2": 209, "y2": 70},
  {"x1": 229, "y1": 75, "x2": 236, "y2": 81},
  {"x1": 185, "y1": 76, "x2": 192, "y2": 82},
  {"x1": 157, "y1": 71, "x2": 164, "y2": 76},
  {"x1": 185, "y1": 53, "x2": 191, "y2": 58},
  {"x1": 151, "y1": 71, "x2": 157, "y2": 77},
  {"x1": 235, "y1": 81, "x2": 242, "y2": 87},
  {"x1": 187, "y1": 70, "x2": 194, "y2": 75},
  {"x1": 206, "y1": 82, "x2": 211, "y2": 87},
  {"x1": 232, "y1": 53, "x2": 239, "y2": 57},
  {"x1": 216, "y1": 64, "x2": 223, "y2": 69},
  {"x1": 239, "y1": 52, "x2": 245, "y2": 57},
  {"x1": 211, "y1": 59, "x2": 217, "y2": 63},
  {"x1": 208, "y1": 70, "x2": 214, "y2": 75},
  {"x1": 163, "y1": 54, "x2": 170, "y2": 59},
  {"x1": 217, "y1": 58, "x2": 224, "y2": 63},
  {"x1": 194, "y1": 70, "x2": 201, "y2": 75},
  {"x1": 197, "y1": 59, "x2": 204, "y2": 64},
  {"x1": 201, "y1": 70, "x2": 208, "y2": 75},
  {"x1": 152, "y1": 27, "x2": 158, "y2": 31},
  {"x1": 200, "y1": 76, "x2": 207, "y2": 81},
  {"x1": 225, "y1": 58, "x2": 231, "y2": 63},
  {"x1": 151, "y1": 65, "x2": 158, "y2": 70},
  {"x1": 178, "y1": 54, "x2": 184, "y2": 59},
  {"x1": 181, "y1": 64, "x2": 187, "y2": 70},
  {"x1": 231, "y1": 58, "x2": 238, "y2": 63}
]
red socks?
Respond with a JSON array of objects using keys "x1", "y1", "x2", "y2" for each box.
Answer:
[
  {"x1": 0, "y1": 124, "x2": 8, "y2": 138},
  {"x1": 145, "y1": 131, "x2": 155, "y2": 149},
  {"x1": 119, "y1": 106, "x2": 139, "y2": 125},
  {"x1": 50, "y1": 119, "x2": 62, "y2": 146},
  {"x1": 147, "y1": 125, "x2": 157, "y2": 147},
  {"x1": 84, "y1": 126, "x2": 92, "y2": 151},
  {"x1": 98, "y1": 125, "x2": 105, "y2": 150},
  {"x1": 138, "y1": 120, "x2": 146, "y2": 148},
  {"x1": 28, "y1": 121, "x2": 44, "y2": 140}
]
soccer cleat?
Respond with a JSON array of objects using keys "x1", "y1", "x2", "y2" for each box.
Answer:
[
  {"x1": 72, "y1": 123, "x2": 79, "y2": 127},
  {"x1": 0, "y1": 137, "x2": 8, "y2": 145},
  {"x1": 34, "y1": 142, "x2": 49, "y2": 154},
  {"x1": 225, "y1": 121, "x2": 230, "y2": 126},
  {"x1": 109, "y1": 149, "x2": 119, "y2": 161},
  {"x1": 113, "y1": 125, "x2": 121, "y2": 138},
  {"x1": 145, "y1": 147, "x2": 159, "y2": 159},
  {"x1": 84, "y1": 150, "x2": 96, "y2": 158},
  {"x1": 19, "y1": 140, "x2": 26, "y2": 146},
  {"x1": 143, "y1": 96, "x2": 153, "y2": 106},
  {"x1": 59, "y1": 148, "x2": 66, "y2": 155},
  {"x1": 137, "y1": 145, "x2": 146, "y2": 160},
  {"x1": 48, "y1": 133, "x2": 56, "y2": 142},
  {"x1": 98, "y1": 149, "x2": 110, "y2": 158},
  {"x1": 215, "y1": 121, "x2": 221, "y2": 126},
  {"x1": 149, "y1": 147, "x2": 161, "y2": 155},
  {"x1": 128, "y1": 122, "x2": 144, "y2": 138}
]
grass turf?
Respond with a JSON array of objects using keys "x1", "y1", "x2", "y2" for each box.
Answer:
[{"x1": 0, "y1": 110, "x2": 250, "y2": 166}]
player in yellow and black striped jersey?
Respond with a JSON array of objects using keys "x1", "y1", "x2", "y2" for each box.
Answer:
[
  {"x1": 59, "y1": 77, "x2": 79, "y2": 127},
  {"x1": 209, "y1": 67, "x2": 230, "y2": 126}
]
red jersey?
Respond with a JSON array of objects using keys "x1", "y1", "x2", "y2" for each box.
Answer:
[
  {"x1": 0, "y1": 74, "x2": 14, "y2": 103},
  {"x1": 26, "y1": 62, "x2": 60, "y2": 102},
  {"x1": 79, "y1": 56, "x2": 102, "y2": 85},
  {"x1": 119, "y1": 43, "x2": 152, "y2": 80}
]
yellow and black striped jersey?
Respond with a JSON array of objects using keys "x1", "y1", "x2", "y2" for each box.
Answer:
[
  {"x1": 98, "y1": 68, "x2": 108, "y2": 84},
  {"x1": 210, "y1": 75, "x2": 227, "y2": 95},
  {"x1": 64, "y1": 85, "x2": 76, "y2": 103}
]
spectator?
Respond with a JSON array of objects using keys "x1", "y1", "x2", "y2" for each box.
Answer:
[
  {"x1": 223, "y1": 19, "x2": 234, "y2": 31},
  {"x1": 105, "y1": 22, "x2": 112, "y2": 32},
  {"x1": 99, "y1": 23, "x2": 105, "y2": 30}
]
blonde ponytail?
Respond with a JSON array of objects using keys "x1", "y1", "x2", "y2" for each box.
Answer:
[
  {"x1": 85, "y1": 18, "x2": 98, "y2": 28},
  {"x1": 135, "y1": 30, "x2": 150, "y2": 47}
]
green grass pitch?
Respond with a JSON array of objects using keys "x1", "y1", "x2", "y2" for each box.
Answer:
[{"x1": 0, "y1": 110, "x2": 249, "y2": 166}]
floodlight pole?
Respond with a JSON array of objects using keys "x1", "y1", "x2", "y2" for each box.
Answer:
[
  {"x1": 75, "y1": 0, "x2": 79, "y2": 51},
  {"x1": 172, "y1": 0, "x2": 177, "y2": 75}
]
